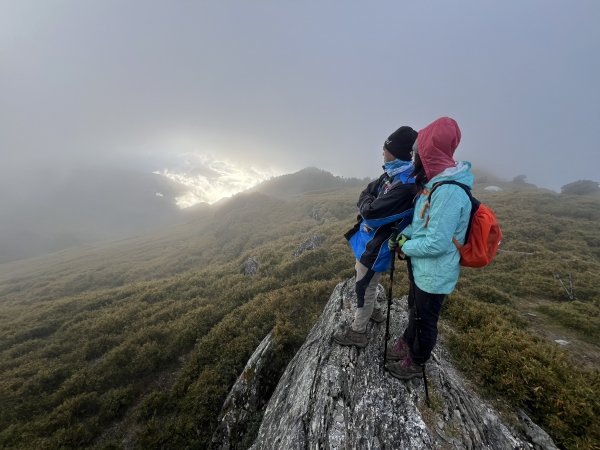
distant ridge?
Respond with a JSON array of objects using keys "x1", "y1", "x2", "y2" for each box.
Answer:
[{"x1": 249, "y1": 167, "x2": 366, "y2": 199}]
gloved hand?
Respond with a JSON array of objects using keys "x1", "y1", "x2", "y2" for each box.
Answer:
[{"x1": 388, "y1": 234, "x2": 409, "y2": 251}]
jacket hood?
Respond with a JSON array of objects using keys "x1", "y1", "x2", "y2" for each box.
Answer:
[
  {"x1": 416, "y1": 117, "x2": 461, "y2": 180},
  {"x1": 426, "y1": 161, "x2": 474, "y2": 189}
]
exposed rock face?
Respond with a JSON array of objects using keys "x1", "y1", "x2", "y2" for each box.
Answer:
[
  {"x1": 311, "y1": 206, "x2": 325, "y2": 222},
  {"x1": 212, "y1": 332, "x2": 276, "y2": 450},
  {"x1": 294, "y1": 235, "x2": 323, "y2": 257},
  {"x1": 248, "y1": 278, "x2": 557, "y2": 450},
  {"x1": 484, "y1": 185, "x2": 503, "y2": 192},
  {"x1": 241, "y1": 257, "x2": 260, "y2": 276}
]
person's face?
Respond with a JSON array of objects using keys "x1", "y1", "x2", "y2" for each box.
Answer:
[{"x1": 383, "y1": 147, "x2": 396, "y2": 162}]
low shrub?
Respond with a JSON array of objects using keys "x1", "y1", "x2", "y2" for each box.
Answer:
[
  {"x1": 444, "y1": 295, "x2": 600, "y2": 449},
  {"x1": 538, "y1": 301, "x2": 600, "y2": 345}
]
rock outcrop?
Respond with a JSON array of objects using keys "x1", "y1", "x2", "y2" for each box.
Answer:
[
  {"x1": 241, "y1": 257, "x2": 260, "y2": 276},
  {"x1": 311, "y1": 206, "x2": 325, "y2": 223},
  {"x1": 243, "y1": 278, "x2": 558, "y2": 450},
  {"x1": 484, "y1": 185, "x2": 503, "y2": 192},
  {"x1": 212, "y1": 332, "x2": 276, "y2": 449},
  {"x1": 294, "y1": 235, "x2": 323, "y2": 257}
]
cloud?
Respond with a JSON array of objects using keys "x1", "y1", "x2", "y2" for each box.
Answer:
[
  {"x1": 154, "y1": 153, "x2": 278, "y2": 207},
  {"x1": 2, "y1": 1, "x2": 599, "y2": 195}
]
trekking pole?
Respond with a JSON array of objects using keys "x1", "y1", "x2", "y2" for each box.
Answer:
[
  {"x1": 423, "y1": 365, "x2": 430, "y2": 407},
  {"x1": 383, "y1": 227, "x2": 398, "y2": 370}
]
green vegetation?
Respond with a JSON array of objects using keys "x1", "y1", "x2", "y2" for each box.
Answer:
[
  {"x1": 445, "y1": 297, "x2": 600, "y2": 449},
  {"x1": 561, "y1": 179, "x2": 600, "y2": 196},
  {"x1": 442, "y1": 188, "x2": 600, "y2": 449},
  {"x1": 0, "y1": 184, "x2": 599, "y2": 449},
  {"x1": 537, "y1": 301, "x2": 600, "y2": 345},
  {"x1": 0, "y1": 189, "x2": 357, "y2": 449}
]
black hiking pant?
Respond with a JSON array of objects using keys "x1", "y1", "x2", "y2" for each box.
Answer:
[{"x1": 402, "y1": 259, "x2": 445, "y2": 365}]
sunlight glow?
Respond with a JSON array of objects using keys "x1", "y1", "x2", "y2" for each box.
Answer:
[{"x1": 155, "y1": 153, "x2": 277, "y2": 208}]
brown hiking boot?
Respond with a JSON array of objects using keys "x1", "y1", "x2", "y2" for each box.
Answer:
[
  {"x1": 333, "y1": 327, "x2": 368, "y2": 348},
  {"x1": 386, "y1": 338, "x2": 409, "y2": 361},
  {"x1": 386, "y1": 356, "x2": 424, "y2": 380},
  {"x1": 369, "y1": 308, "x2": 385, "y2": 323}
]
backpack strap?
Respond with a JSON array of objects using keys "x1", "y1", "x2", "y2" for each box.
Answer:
[
  {"x1": 427, "y1": 180, "x2": 472, "y2": 203},
  {"x1": 427, "y1": 180, "x2": 480, "y2": 245},
  {"x1": 414, "y1": 188, "x2": 431, "y2": 227}
]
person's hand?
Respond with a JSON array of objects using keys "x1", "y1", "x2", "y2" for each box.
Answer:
[{"x1": 388, "y1": 234, "x2": 408, "y2": 251}]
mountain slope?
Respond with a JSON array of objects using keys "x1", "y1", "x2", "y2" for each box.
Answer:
[
  {"x1": 0, "y1": 166, "x2": 362, "y2": 264},
  {"x1": 0, "y1": 168, "x2": 187, "y2": 264},
  {"x1": 249, "y1": 167, "x2": 366, "y2": 199},
  {"x1": 0, "y1": 183, "x2": 599, "y2": 449}
]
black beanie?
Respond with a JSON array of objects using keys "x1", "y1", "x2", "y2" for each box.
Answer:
[{"x1": 384, "y1": 126, "x2": 418, "y2": 161}]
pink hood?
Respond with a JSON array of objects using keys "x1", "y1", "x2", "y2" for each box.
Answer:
[{"x1": 417, "y1": 117, "x2": 461, "y2": 181}]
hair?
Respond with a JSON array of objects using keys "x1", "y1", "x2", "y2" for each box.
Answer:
[{"x1": 412, "y1": 152, "x2": 428, "y2": 188}]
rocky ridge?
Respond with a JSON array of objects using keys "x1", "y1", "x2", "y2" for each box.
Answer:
[{"x1": 215, "y1": 278, "x2": 557, "y2": 450}]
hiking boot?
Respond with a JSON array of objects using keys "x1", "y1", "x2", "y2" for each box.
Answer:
[
  {"x1": 369, "y1": 308, "x2": 385, "y2": 323},
  {"x1": 333, "y1": 327, "x2": 368, "y2": 348},
  {"x1": 386, "y1": 356, "x2": 424, "y2": 380},
  {"x1": 386, "y1": 338, "x2": 409, "y2": 361}
]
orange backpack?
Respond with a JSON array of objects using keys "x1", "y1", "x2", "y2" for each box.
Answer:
[{"x1": 428, "y1": 181, "x2": 502, "y2": 268}]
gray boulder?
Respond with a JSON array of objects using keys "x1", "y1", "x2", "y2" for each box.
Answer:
[
  {"x1": 294, "y1": 235, "x2": 323, "y2": 257},
  {"x1": 241, "y1": 257, "x2": 260, "y2": 276}
]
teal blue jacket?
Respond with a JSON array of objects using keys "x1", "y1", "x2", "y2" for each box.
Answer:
[{"x1": 401, "y1": 162, "x2": 474, "y2": 294}]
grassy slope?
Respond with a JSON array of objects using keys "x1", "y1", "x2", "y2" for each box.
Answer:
[
  {"x1": 444, "y1": 189, "x2": 600, "y2": 449},
  {"x1": 0, "y1": 186, "x2": 599, "y2": 449}
]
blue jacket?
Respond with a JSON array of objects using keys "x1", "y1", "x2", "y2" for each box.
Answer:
[
  {"x1": 401, "y1": 162, "x2": 474, "y2": 294},
  {"x1": 345, "y1": 166, "x2": 417, "y2": 272}
]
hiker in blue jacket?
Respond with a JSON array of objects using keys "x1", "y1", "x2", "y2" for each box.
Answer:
[
  {"x1": 333, "y1": 126, "x2": 419, "y2": 348},
  {"x1": 386, "y1": 117, "x2": 473, "y2": 380}
]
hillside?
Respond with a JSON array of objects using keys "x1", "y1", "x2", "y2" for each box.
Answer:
[
  {"x1": 0, "y1": 180, "x2": 599, "y2": 449},
  {"x1": 0, "y1": 168, "x2": 188, "y2": 264},
  {"x1": 0, "y1": 167, "x2": 365, "y2": 265},
  {"x1": 249, "y1": 166, "x2": 366, "y2": 199}
]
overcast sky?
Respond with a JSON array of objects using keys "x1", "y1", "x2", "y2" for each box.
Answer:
[{"x1": 2, "y1": 0, "x2": 599, "y2": 198}]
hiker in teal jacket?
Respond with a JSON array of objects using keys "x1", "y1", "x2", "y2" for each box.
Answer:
[{"x1": 387, "y1": 117, "x2": 473, "y2": 380}]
